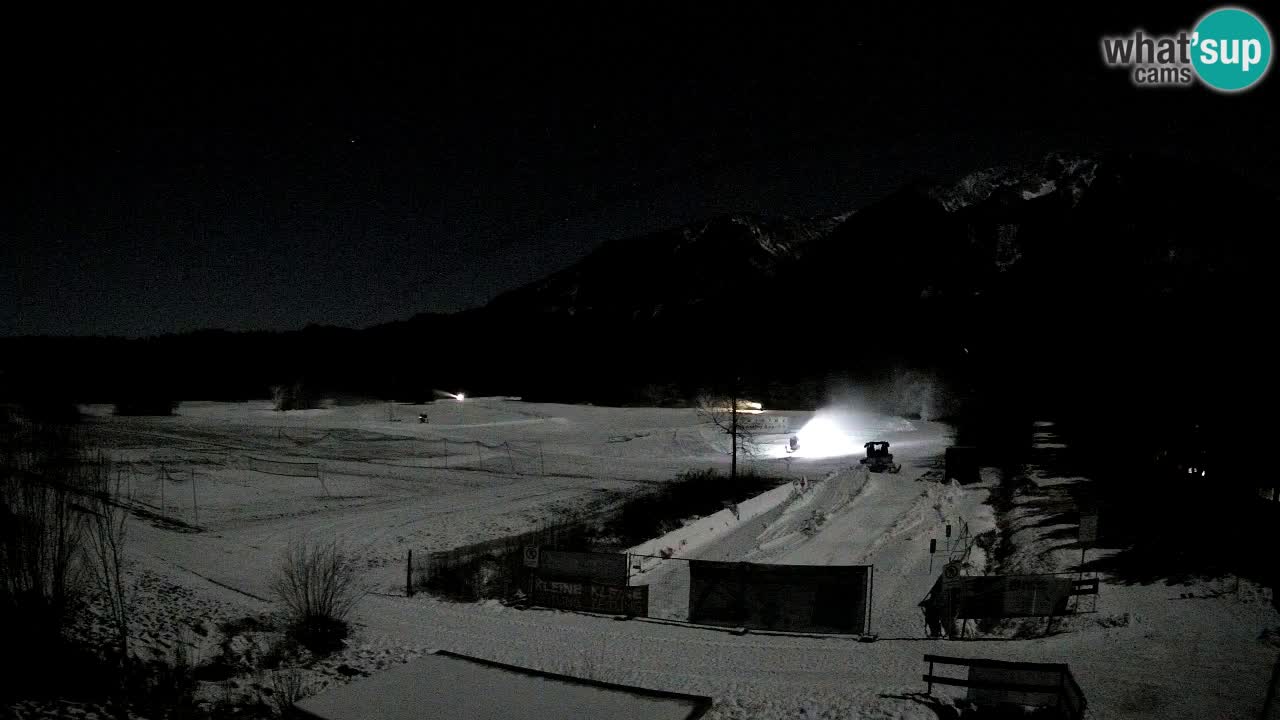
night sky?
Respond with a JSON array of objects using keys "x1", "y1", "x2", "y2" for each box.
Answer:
[{"x1": 4, "y1": 6, "x2": 1276, "y2": 337}]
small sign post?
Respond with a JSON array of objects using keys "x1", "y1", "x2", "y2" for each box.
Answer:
[
  {"x1": 523, "y1": 546, "x2": 540, "y2": 569},
  {"x1": 1078, "y1": 514, "x2": 1098, "y2": 571},
  {"x1": 1077, "y1": 513, "x2": 1098, "y2": 612},
  {"x1": 929, "y1": 538, "x2": 937, "y2": 573},
  {"x1": 943, "y1": 562, "x2": 961, "y2": 591},
  {"x1": 1079, "y1": 514, "x2": 1097, "y2": 543}
]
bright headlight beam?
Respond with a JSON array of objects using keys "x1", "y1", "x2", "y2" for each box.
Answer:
[{"x1": 793, "y1": 412, "x2": 861, "y2": 459}]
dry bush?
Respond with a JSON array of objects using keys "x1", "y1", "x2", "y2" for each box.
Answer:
[
  {"x1": 112, "y1": 390, "x2": 179, "y2": 416},
  {"x1": 132, "y1": 626, "x2": 200, "y2": 718},
  {"x1": 270, "y1": 540, "x2": 364, "y2": 653},
  {"x1": 272, "y1": 382, "x2": 319, "y2": 411},
  {"x1": 0, "y1": 418, "x2": 92, "y2": 647},
  {"x1": 264, "y1": 667, "x2": 311, "y2": 717},
  {"x1": 84, "y1": 455, "x2": 132, "y2": 670}
]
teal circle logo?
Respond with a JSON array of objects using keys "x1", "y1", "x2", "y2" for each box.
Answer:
[{"x1": 1192, "y1": 7, "x2": 1272, "y2": 92}]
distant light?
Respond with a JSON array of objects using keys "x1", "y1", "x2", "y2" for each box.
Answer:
[
  {"x1": 708, "y1": 399, "x2": 764, "y2": 414},
  {"x1": 793, "y1": 413, "x2": 860, "y2": 459},
  {"x1": 456, "y1": 393, "x2": 465, "y2": 402}
]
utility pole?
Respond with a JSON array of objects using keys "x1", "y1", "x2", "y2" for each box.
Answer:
[{"x1": 730, "y1": 380, "x2": 738, "y2": 482}]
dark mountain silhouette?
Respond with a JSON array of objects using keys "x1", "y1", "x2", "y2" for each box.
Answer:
[
  {"x1": 489, "y1": 213, "x2": 845, "y2": 320},
  {"x1": 2, "y1": 150, "x2": 1274, "y2": 422}
]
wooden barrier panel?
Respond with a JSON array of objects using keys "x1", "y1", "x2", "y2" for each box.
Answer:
[
  {"x1": 531, "y1": 578, "x2": 648, "y2": 616},
  {"x1": 1072, "y1": 577, "x2": 1099, "y2": 596},
  {"x1": 688, "y1": 560, "x2": 871, "y2": 634},
  {"x1": 923, "y1": 654, "x2": 1086, "y2": 720},
  {"x1": 538, "y1": 550, "x2": 629, "y2": 584},
  {"x1": 948, "y1": 574, "x2": 1074, "y2": 619}
]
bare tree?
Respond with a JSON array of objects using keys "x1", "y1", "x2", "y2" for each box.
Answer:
[{"x1": 696, "y1": 390, "x2": 759, "y2": 480}]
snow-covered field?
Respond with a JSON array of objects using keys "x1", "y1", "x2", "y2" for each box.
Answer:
[
  {"x1": 49, "y1": 400, "x2": 1280, "y2": 719},
  {"x1": 80, "y1": 399, "x2": 881, "y2": 599}
]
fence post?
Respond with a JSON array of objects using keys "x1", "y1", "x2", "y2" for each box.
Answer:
[
  {"x1": 539, "y1": 443, "x2": 545, "y2": 477},
  {"x1": 1259, "y1": 653, "x2": 1280, "y2": 720},
  {"x1": 476, "y1": 442, "x2": 482, "y2": 468},
  {"x1": 160, "y1": 463, "x2": 165, "y2": 515},
  {"x1": 443, "y1": 438, "x2": 448, "y2": 468},
  {"x1": 506, "y1": 443, "x2": 516, "y2": 474},
  {"x1": 406, "y1": 550, "x2": 413, "y2": 597},
  {"x1": 1057, "y1": 669, "x2": 1066, "y2": 718},
  {"x1": 927, "y1": 658, "x2": 934, "y2": 695},
  {"x1": 191, "y1": 468, "x2": 198, "y2": 527},
  {"x1": 866, "y1": 565, "x2": 875, "y2": 636}
]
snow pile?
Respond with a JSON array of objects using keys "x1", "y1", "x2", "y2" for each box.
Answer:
[
  {"x1": 747, "y1": 467, "x2": 869, "y2": 561},
  {"x1": 627, "y1": 481, "x2": 797, "y2": 570}
]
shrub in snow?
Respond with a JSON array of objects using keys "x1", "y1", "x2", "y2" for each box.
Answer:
[
  {"x1": 262, "y1": 667, "x2": 312, "y2": 716},
  {"x1": 270, "y1": 540, "x2": 365, "y2": 654},
  {"x1": 131, "y1": 626, "x2": 201, "y2": 718},
  {"x1": 112, "y1": 395, "x2": 179, "y2": 416},
  {"x1": 272, "y1": 382, "x2": 319, "y2": 411},
  {"x1": 0, "y1": 418, "x2": 93, "y2": 647}
]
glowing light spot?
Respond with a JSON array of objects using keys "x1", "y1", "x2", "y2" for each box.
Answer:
[{"x1": 793, "y1": 412, "x2": 861, "y2": 459}]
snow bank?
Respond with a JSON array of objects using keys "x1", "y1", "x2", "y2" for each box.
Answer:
[{"x1": 626, "y1": 480, "x2": 799, "y2": 570}]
